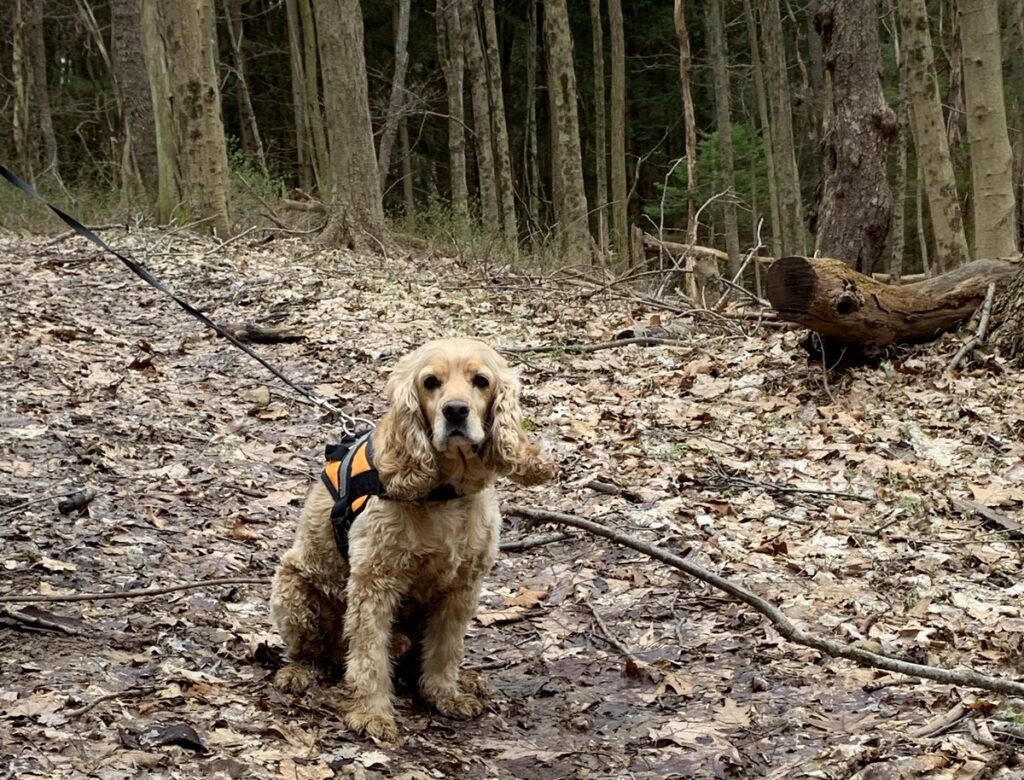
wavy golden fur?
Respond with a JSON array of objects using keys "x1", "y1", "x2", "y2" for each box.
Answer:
[{"x1": 270, "y1": 338, "x2": 555, "y2": 741}]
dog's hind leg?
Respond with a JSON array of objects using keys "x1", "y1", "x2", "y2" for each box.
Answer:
[{"x1": 270, "y1": 552, "x2": 345, "y2": 693}]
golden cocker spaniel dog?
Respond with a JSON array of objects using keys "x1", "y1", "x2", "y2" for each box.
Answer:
[{"x1": 270, "y1": 338, "x2": 554, "y2": 741}]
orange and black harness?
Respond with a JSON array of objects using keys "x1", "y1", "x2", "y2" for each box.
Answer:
[{"x1": 321, "y1": 431, "x2": 462, "y2": 557}]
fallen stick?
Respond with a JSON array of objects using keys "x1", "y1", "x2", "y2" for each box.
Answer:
[
  {"x1": 0, "y1": 577, "x2": 267, "y2": 604},
  {"x1": 505, "y1": 504, "x2": 1024, "y2": 697},
  {"x1": 0, "y1": 606, "x2": 80, "y2": 635},
  {"x1": 502, "y1": 336, "x2": 700, "y2": 354},
  {"x1": 945, "y1": 283, "x2": 997, "y2": 376}
]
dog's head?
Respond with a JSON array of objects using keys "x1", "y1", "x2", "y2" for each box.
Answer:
[{"x1": 374, "y1": 338, "x2": 552, "y2": 499}]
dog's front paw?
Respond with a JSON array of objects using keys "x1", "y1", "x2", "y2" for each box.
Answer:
[
  {"x1": 431, "y1": 689, "x2": 487, "y2": 719},
  {"x1": 274, "y1": 663, "x2": 317, "y2": 694},
  {"x1": 458, "y1": 669, "x2": 491, "y2": 701},
  {"x1": 344, "y1": 706, "x2": 399, "y2": 743}
]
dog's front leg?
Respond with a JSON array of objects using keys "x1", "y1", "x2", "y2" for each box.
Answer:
[
  {"x1": 419, "y1": 581, "x2": 488, "y2": 719},
  {"x1": 342, "y1": 574, "x2": 402, "y2": 741}
]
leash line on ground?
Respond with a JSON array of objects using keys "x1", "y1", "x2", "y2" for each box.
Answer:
[{"x1": 1, "y1": 164, "x2": 370, "y2": 436}]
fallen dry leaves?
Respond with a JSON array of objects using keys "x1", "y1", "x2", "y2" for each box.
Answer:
[{"x1": 2, "y1": 231, "x2": 1023, "y2": 778}]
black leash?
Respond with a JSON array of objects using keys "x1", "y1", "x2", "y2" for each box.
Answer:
[{"x1": 1, "y1": 163, "x2": 369, "y2": 432}]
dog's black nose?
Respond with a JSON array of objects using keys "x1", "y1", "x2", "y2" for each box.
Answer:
[{"x1": 442, "y1": 400, "x2": 470, "y2": 422}]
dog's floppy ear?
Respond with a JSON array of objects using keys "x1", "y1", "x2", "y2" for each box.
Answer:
[
  {"x1": 482, "y1": 363, "x2": 555, "y2": 485},
  {"x1": 374, "y1": 352, "x2": 438, "y2": 500}
]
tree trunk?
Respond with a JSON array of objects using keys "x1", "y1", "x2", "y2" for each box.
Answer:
[
  {"x1": 766, "y1": 255, "x2": 1017, "y2": 346},
  {"x1": 959, "y1": 0, "x2": 1017, "y2": 259},
  {"x1": 708, "y1": 0, "x2": 741, "y2": 280},
  {"x1": 12, "y1": 0, "x2": 32, "y2": 179},
  {"x1": 25, "y1": 0, "x2": 59, "y2": 182},
  {"x1": 299, "y1": 0, "x2": 330, "y2": 195},
  {"x1": 460, "y1": 0, "x2": 500, "y2": 230},
  {"x1": 524, "y1": 0, "x2": 544, "y2": 239},
  {"x1": 140, "y1": 0, "x2": 177, "y2": 222},
  {"x1": 1011, "y1": 0, "x2": 1024, "y2": 249},
  {"x1": 314, "y1": 0, "x2": 385, "y2": 249},
  {"x1": 224, "y1": 0, "x2": 268, "y2": 176},
  {"x1": 743, "y1": 0, "x2": 782, "y2": 258},
  {"x1": 673, "y1": 0, "x2": 698, "y2": 248},
  {"x1": 111, "y1": 0, "x2": 159, "y2": 201},
  {"x1": 993, "y1": 263, "x2": 1024, "y2": 365},
  {"x1": 607, "y1": 0, "x2": 629, "y2": 266},
  {"x1": 898, "y1": 0, "x2": 969, "y2": 272},
  {"x1": 481, "y1": 0, "x2": 517, "y2": 243},
  {"x1": 812, "y1": 0, "x2": 897, "y2": 275},
  {"x1": 589, "y1": 0, "x2": 608, "y2": 260},
  {"x1": 377, "y1": 0, "x2": 411, "y2": 187},
  {"x1": 400, "y1": 116, "x2": 415, "y2": 227},
  {"x1": 142, "y1": 0, "x2": 231, "y2": 236},
  {"x1": 890, "y1": 104, "x2": 909, "y2": 283},
  {"x1": 544, "y1": 0, "x2": 591, "y2": 263},
  {"x1": 437, "y1": 0, "x2": 469, "y2": 219},
  {"x1": 760, "y1": 0, "x2": 805, "y2": 256},
  {"x1": 284, "y1": 0, "x2": 313, "y2": 191}
]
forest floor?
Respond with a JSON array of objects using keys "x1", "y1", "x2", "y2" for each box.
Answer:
[{"x1": 2, "y1": 230, "x2": 1024, "y2": 780}]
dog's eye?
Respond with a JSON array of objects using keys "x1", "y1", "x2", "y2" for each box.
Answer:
[
  {"x1": 472, "y1": 374, "x2": 490, "y2": 390},
  {"x1": 423, "y1": 375, "x2": 441, "y2": 391}
]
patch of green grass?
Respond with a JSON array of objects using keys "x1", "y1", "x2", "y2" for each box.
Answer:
[{"x1": 521, "y1": 418, "x2": 537, "y2": 433}]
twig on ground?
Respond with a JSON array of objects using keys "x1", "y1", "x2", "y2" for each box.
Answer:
[
  {"x1": 909, "y1": 702, "x2": 970, "y2": 738},
  {"x1": 0, "y1": 576, "x2": 267, "y2": 604},
  {"x1": 703, "y1": 467, "x2": 871, "y2": 502},
  {"x1": 505, "y1": 504, "x2": 1024, "y2": 697},
  {"x1": 946, "y1": 283, "x2": 997, "y2": 376},
  {"x1": 499, "y1": 532, "x2": 570, "y2": 552},
  {"x1": 0, "y1": 490, "x2": 89, "y2": 520},
  {"x1": 66, "y1": 685, "x2": 157, "y2": 719},
  {"x1": 583, "y1": 479, "x2": 642, "y2": 503},
  {"x1": 45, "y1": 224, "x2": 125, "y2": 246},
  {"x1": 503, "y1": 336, "x2": 701, "y2": 355},
  {"x1": 950, "y1": 497, "x2": 1024, "y2": 539},
  {"x1": 584, "y1": 598, "x2": 636, "y2": 660},
  {"x1": 0, "y1": 606, "x2": 80, "y2": 635}
]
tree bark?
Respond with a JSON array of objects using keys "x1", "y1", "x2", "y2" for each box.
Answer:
[
  {"x1": 959, "y1": 0, "x2": 1017, "y2": 259},
  {"x1": 544, "y1": 0, "x2": 591, "y2": 263},
  {"x1": 766, "y1": 255, "x2": 1017, "y2": 346},
  {"x1": 377, "y1": 0, "x2": 411, "y2": 187},
  {"x1": 314, "y1": 0, "x2": 385, "y2": 250},
  {"x1": 25, "y1": 0, "x2": 59, "y2": 182},
  {"x1": 743, "y1": 0, "x2": 782, "y2": 258},
  {"x1": 898, "y1": 0, "x2": 969, "y2": 272},
  {"x1": 284, "y1": 0, "x2": 313, "y2": 191},
  {"x1": 224, "y1": 0, "x2": 268, "y2": 176},
  {"x1": 673, "y1": 0, "x2": 698, "y2": 247},
  {"x1": 812, "y1": 0, "x2": 897, "y2": 275},
  {"x1": 12, "y1": 0, "x2": 32, "y2": 179},
  {"x1": 1012, "y1": 0, "x2": 1024, "y2": 250},
  {"x1": 400, "y1": 116, "x2": 415, "y2": 227},
  {"x1": 481, "y1": 0, "x2": 517, "y2": 243},
  {"x1": 111, "y1": 0, "x2": 159, "y2": 201},
  {"x1": 992, "y1": 263, "x2": 1024, "y2": 365},
  {"x1": 760, "y1": 0, "x2": 805, "y2": 256},
  {"x1": 524, "y1": 0, "x2": 544, "y2": 239},
  {"x1": 460, "y1": 0, "x2": 500, "y2": 229},
  {"x1": 437, "y1": 0, "x2": 469, "y2": 219},
  {"x1": 589, "y1": 0, "x2": 608, "y2": 260},
  {"x1": 607, "y1": 0, "x2": 629, "y2": 266},
  {"x1": 708, "y1": 0, "x2": 741, "y2": 280},
  {"x1": 299, "y1": 0, "x2": 330, "y2": 195},
  {"x1": 142, "y1": 0, "x2": 231, "y2": 236}
]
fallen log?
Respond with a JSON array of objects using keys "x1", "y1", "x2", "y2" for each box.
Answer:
[
  {"x1": 641, "y1": 233, "x2": 729, "y2": 262},
  {"x1": 764, "y1": 256, "x2": 1018, "y2": 346}
]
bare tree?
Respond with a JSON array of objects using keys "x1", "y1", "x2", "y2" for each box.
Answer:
[
  {"x1": 284, "y1": 0, "x2": 313, "y2": 191},
  {"x1": 481, "y1": 0, "x2": 517, "y2": 243},
  {"x1": 760, "y1": 0, "x2": 805, "y2": 255},
  {"x1": 224, "y1": 0, "x2": 268, "y2": 176},
  {"x1": 299, "y1": 0, "x2": 330, "y2": 194},
  {"x1": 314, "y1": 0, "x2": 385, "y2": 249},
  {"x1": 377, "y1": 0, "x2": 411, "y2": 187},
  {"x1": 111, "y1": 0, "x2": 159, "y2": 201},
  {"x1": 544, "y1": 0, "x2": 591, "y2": 263},
  {"x1": 608, "y1": 0, "x2": 629, "y2": 265},
  {"x1": 460, "y1": 0, "x2": 500, "y2": 229},
  {"x1": 590, "y1": 0, "x2": 609, "y2": 259},
  {"x1": 959, "y1": 0, "x2": 1017, "y2": 259},
  {"x1": 898, "y1": 0, "x2": 969, "y2": 272},
  {"x1": 813, "y1": 0, "x2": 897, "y2": 273},
  {"x1": 673, "y1": 0, "x2": 698, "y2": 244},
  {"x1": 708, "y1": 0, "x2": 740, "y2": 279},
  {"x1": 142, "y1": 0, "x2": 231, "y2": 235},
  {"x1": 437, "y1": 0, "x2": 469, "y2": 219}
]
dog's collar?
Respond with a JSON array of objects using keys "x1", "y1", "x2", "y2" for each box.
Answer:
[{"x1": 321, "y1": 430, "x2": 464, "y2": 556}]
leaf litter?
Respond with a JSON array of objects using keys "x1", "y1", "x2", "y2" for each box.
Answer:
[{"x1": 1, "y1": 232, "x2": 1024, "y2": 778}]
